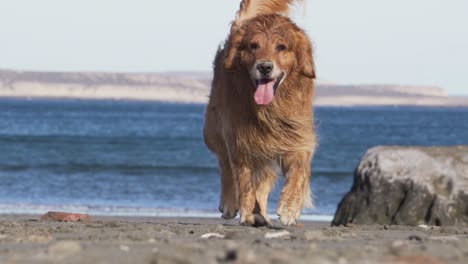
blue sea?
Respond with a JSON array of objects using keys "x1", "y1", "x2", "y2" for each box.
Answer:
[{"x1": 0, "y1": 99, "x2": 467, "y2": 220}]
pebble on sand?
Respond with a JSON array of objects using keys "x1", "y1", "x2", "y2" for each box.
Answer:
[
  {"x1": 48, "y1": 241, "x2": 82, "y2": 257},
  {"x1": 386, "y1": 255, "x2": 447, "y2": 264},
  {"x1": 264, "y1": 230, "x2": 291, "y2": 239},
  {"x1": 119, "y1": 245, "x2": 130, "y2": 252},
  {"x1": 200, "y1": 233, "x2": 225, "y2": 239}
]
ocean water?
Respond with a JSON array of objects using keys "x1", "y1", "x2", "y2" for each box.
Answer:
[{"x1": 0, "y1": 99, "x2": 467, "y2": 219}]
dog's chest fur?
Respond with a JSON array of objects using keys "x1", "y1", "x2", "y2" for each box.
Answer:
[{"x1": 223, "y1": 105, "x2": 315, "y2": 160}]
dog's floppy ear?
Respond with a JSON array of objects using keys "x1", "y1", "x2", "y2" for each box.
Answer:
[
  {"x1": 224, "y1": 26, "x2": 244, "y2": 70},
  {"x1": 295, "y1": 32, "x2": 316, "y2": 79}
]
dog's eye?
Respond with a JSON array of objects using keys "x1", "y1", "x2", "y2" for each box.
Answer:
[
  {"x1": 276, "y1": 44, "x2": 287, "y2": 52},
  {"x1": 249, "y1": 42, "x2": 259, "y2": 50}
]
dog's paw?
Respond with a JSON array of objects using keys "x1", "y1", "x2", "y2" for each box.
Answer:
[
  {"x1": 239, "y1": 213, "x2": 272, "y2": 227},
  {"x1": 219, "y1": 194, "x2": 238, "y2": 220},
  {"x1": 220, "y1": 205, "x2": 238, "y2": 220},
  {"x1": 278, "y1": 213, "x2": 297, "y2": 226},
  {"x1": 276, "y1": 205, "x2": 301, "y2": 226},
  {"x1": 239, "y1": 213, "x2": 256, "y2": 226}
]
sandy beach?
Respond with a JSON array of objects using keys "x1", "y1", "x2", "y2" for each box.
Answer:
[{"x1": 0, "y1": 215, "x2": 467, "y2": 264}]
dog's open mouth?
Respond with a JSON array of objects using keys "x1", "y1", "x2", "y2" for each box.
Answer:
[{"x1": 253, "y1": 73, "x2": 284, "y2": 105}]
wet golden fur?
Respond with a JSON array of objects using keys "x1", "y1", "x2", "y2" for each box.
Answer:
[{"x1": 203, "y1": 0, "x2": 316, "y2": 226}]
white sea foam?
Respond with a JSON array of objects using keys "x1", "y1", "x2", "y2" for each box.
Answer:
[{"x1": 0, "y1": 203, "x2": 333, "y2": 222}]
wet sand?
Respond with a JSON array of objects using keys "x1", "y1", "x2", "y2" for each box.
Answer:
[{"x1": 0, "y1": 215, "x2": 467, "y2": 264}]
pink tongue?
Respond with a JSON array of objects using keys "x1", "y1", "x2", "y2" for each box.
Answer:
[{"x1": 254, "y1": 80, "x2": 275, "y2": 105}]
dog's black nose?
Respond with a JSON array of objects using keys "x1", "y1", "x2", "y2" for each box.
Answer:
[{"x1": 257, "y1": 62, "x2": 273, "y2": 76}]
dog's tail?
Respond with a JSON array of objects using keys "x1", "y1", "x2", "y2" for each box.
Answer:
[{"x1": 235, "y1": 0, "x2": 300, "y2": 25}]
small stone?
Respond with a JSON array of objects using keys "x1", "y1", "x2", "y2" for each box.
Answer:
[
  {"x1": 303, "y1": 230, "x2": 326, "y2": 241},
  {"x1": 119, "y1": 245, "x2": 130, "y2": 252},
  {"x1": 48, "y1": 241, "x2": 82, "y2": 257},
  {"x1": 387, "y1": 255, "x2": 447, "y2": 264},
  {"x1": 264, "y1": 230, "x2": 291, "y2": 239},
  {"x1": 200, "y1": 233, "x2": 225, "y2": 239},
  {"x1": 418, "y1": 224, "x2": 430, "y2": 230},
  {"x1": 148, "y1": 238, "x2": 156, "y2": 243},
  {"x1": 269, "y1": 252, "x2": 290, "y2": 263},
  {"x1": 338, "y1": 257, "x2": 348, "y2": 264},
  {"x1": 408, "y1": 235, "x2": 423, "y2": 241},
  {"x1": 224, "y1": 249, "x2": 237, "y2": 261},
  {"x1": 342, "y1": 232, "x2": 358, "y2": 238},
  {"x1": 225, "y1": 240, "x2": 238, "y2": 250},
  {"x1": 392, "y1": 240, "x2": 408, "y2": 247},
  {"x1": 159, "y1": 230, "x2": 175, "y2": 239},
  {"x1": 390, "y1": 240, "x2": 409, "y2": 255},
  {"x1": 224, "y1": 232, "x2": 242, "y2": 240},
  {"x1": 428, "y1": 236, "x2": 460, "y2": 242},
  {"x1": 309, "y1": 243, "x2": 318, "y2": 250},
  {"x1": 27, "y1": 234, "x2": 53, "y2": 243},
  {"x1": 41, "y1": 211, "x2": 91, "y2": 222},
  {"x1": 238, "y1": 249, "x2": 256, "y2": 264}
]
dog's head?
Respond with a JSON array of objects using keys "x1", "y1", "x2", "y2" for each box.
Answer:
[{"x1": 224, "y1": 14, "x2": 315, "y2": 105}]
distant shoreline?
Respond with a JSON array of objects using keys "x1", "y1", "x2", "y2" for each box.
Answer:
[{"x1": 1, "y1": 69, "x2": 467, "y2": 107}]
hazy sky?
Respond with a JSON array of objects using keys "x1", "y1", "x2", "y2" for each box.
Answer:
[{"x1": 1, "y1": 0, "x2": 467, "y2": 95}]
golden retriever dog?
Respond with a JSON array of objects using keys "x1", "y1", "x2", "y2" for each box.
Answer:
[{"x1": 203, "y1": 0, "x2": 316, "y2": 226}]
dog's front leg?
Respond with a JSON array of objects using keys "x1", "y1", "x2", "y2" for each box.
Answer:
[
  {"x1": 218, "y1": 156, "x2": 238, "y2": 219},
  {"x1": 277, "y1": 151, "x2": 313, "y2": 226},
  {"x1": 233, "y1": 163, "x2": 257, "y2": 226}
]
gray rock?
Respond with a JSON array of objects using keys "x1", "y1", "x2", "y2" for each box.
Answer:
[{"x1": 332, "y1": 146, "x2": 468, "y2": 226}]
